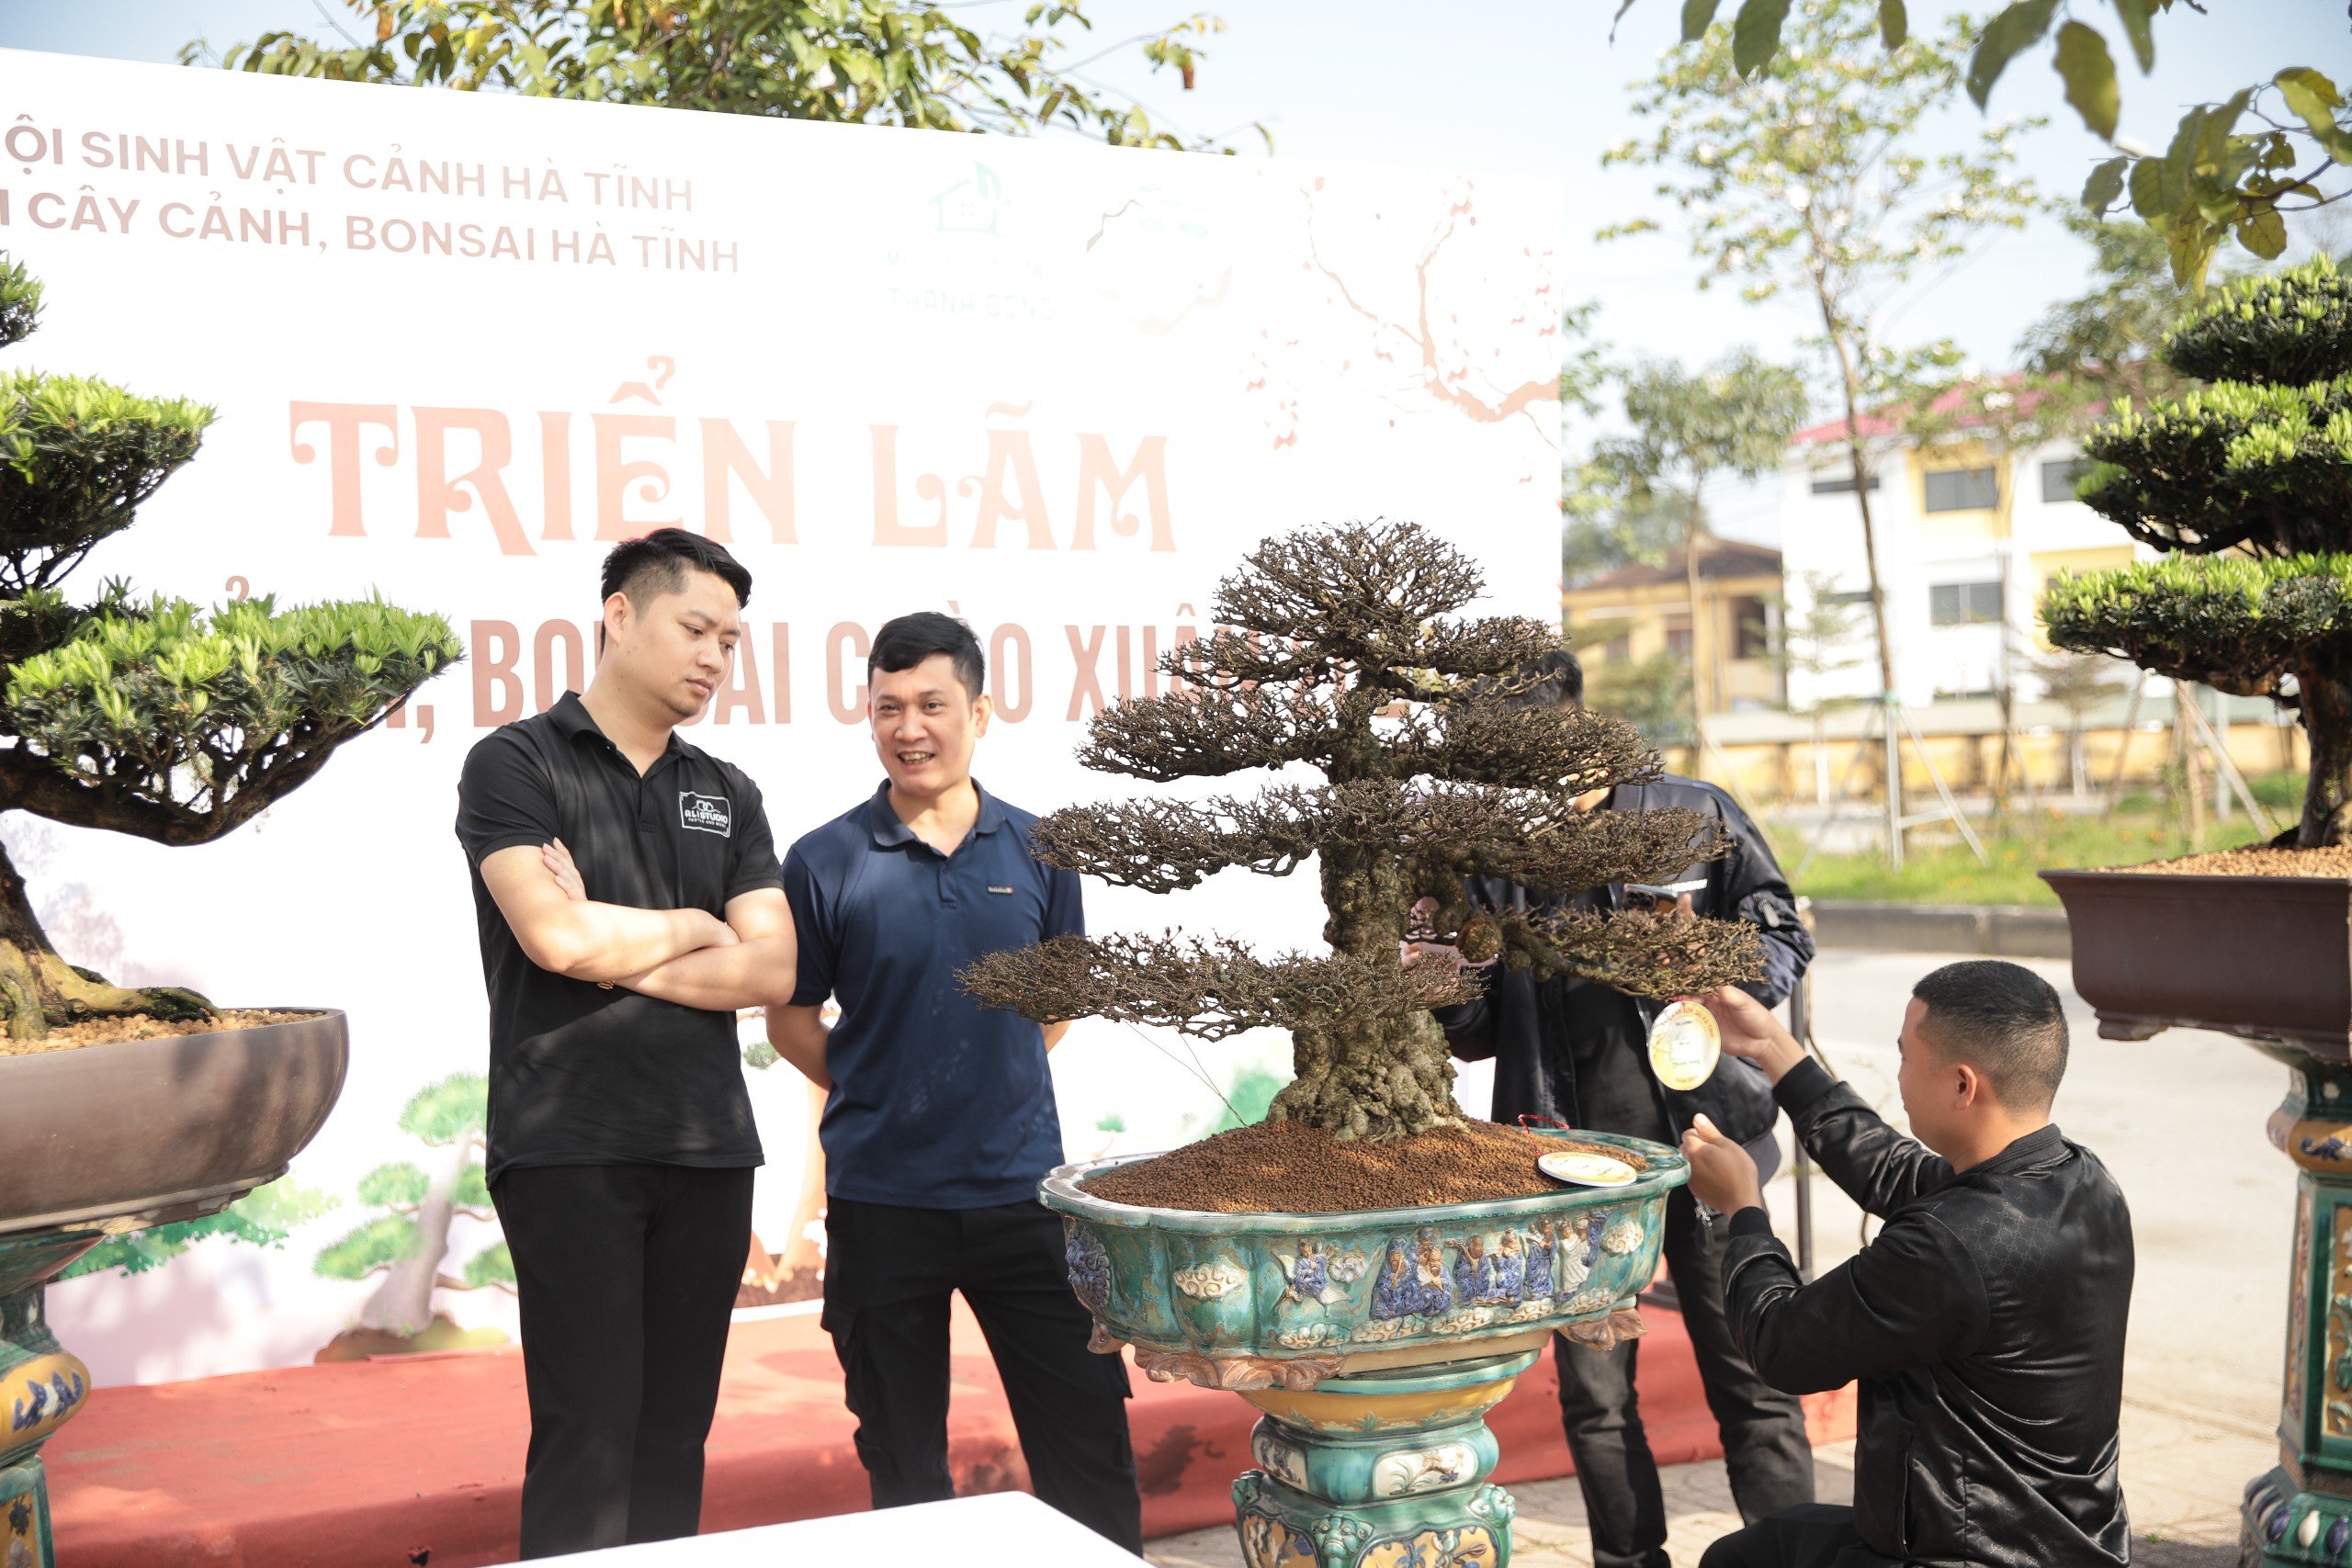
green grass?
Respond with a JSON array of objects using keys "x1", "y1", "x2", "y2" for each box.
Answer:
[{"x1": 1770, "y1": 791, "x2": 2292, "y2": 908}]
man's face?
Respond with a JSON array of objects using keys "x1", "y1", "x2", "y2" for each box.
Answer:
[
  {"x1": 1895, "y1": 998, "x2": 1957, "y2": 1156},
  {"x1": 606, "y1": 569, "x2": 741, "y2": 721},
  {"x1": 869, "y1": 652, "x2": 990, "y2": 796}
]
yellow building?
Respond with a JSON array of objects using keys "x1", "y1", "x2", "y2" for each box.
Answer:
[{"x1": 1563, "y1": 537, "x2": 1784, "y2": 715}]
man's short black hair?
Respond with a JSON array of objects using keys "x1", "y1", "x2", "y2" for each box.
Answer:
[
  {"x1": 600, "y1": 527, "x2": 752, "y2": 611},
  {"x1": 1506, "y1": 647, "x2": 1585, "y2": 711},
  {"x1": 1910, "y1": 960, "x2": 2071, "y2": 1112},
  {"x1": 870, "y1": 611, "x2": 985, "y2": 701}
]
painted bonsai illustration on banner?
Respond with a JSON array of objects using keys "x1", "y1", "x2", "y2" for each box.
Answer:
[{"x1": 0, "y1": 45, "x2": 1560, "y2": 1385}]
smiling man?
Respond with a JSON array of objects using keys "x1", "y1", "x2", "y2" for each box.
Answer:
[
  {"x1": 454, "y1": 527, "x2": 797, "y2": 1559},
  {"x1": 770, "y1": 610, "x2": 1141, "y2": 1551}
]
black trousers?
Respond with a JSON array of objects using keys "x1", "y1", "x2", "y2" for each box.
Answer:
[
  {"x1": 1556, "y1": 1184, "x2": 1816, "y2": 1568},
  {"x1": 1700, "y1": 1504, "x2": 1894, "y2": 1567},
  {"x1": 492, "y1": 1162, "x2": 755, "y2": 1559},
  {"x1": 822, "y1": 1196, "x2": 1142, "y2": 1552}
]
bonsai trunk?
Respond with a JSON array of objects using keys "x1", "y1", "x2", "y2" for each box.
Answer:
[
  {"x1": 0, "y1": 829, "x2": 211, "y2": 1039},
  {"x1": 357, "y1": 1137, "x2": 470, "y2": 1336},
  {"x1": 1267, "y1": 847, "x2": 1464, "y2": 1142},
  {"x1": 2297, "y1": 661, "x2": 2352, "y2": 848}
]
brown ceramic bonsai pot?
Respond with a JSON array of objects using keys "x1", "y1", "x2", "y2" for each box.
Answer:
[
  {"x1": 0, "y1": 1010, "x2": 350, "y2": 1237},
  {"x1": 2041, "y1": 870, "x2": 2352, "y2": 1056}
]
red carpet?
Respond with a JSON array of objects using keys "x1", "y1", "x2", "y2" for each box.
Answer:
[{"x1": 45, "y1": 1303, "x2": 1854, "y2": 1565}]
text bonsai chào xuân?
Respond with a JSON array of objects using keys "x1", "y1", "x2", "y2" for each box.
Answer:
[
  {"x1": 0, "y1": 249, "x2": 458, "y2": 1567},
  {"x1": 961, "y1": 520, "x2": 1759, "y2": 1566}
]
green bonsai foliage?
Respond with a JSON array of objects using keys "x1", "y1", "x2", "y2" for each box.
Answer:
[
  {"x1": 0, "y1": 252, "x2": 460, "y2": 1035},
  {"x1": 2043, "y1": 254, "x2": 2352, "y2": 846},
  {"x1": 964, "y1": 521, "x2": 1761, "y2": 1143},
  {"x1": 316, "y1": 1074, "x2": 514, "y2": 1338}
]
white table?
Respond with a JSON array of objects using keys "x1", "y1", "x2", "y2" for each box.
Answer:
[{"x1": 509, "y1": 1492, "x2": 1154, "y2": 1564}]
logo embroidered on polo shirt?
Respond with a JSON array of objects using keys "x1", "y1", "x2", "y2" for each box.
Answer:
[
  {"x1": 678, "y1": 791, "x2": 732, "y2": 837},
  {"x1": 988, "y1": 886, "x2": 1015, "y2": 895}
]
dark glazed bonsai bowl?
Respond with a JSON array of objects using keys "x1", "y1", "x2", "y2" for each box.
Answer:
[
  {"x1": 0, "y1": 1009, "x2": 350, "y2": 1235},
  {"x1": 2042, "y1": 870, "x2": 2352, "y2": 1056}
]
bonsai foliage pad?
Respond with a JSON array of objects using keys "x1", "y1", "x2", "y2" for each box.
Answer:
[{"x1": 40, "y1": 1300, "x2": 1853, "y2": 1565}]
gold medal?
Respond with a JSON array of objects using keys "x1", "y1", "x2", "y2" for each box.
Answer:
[{"x1": 1648, "y1": 998, "x2": 1722, "y2": 1091}]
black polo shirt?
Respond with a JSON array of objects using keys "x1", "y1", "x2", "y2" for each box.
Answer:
[{"x1": 455, "y1": 692, "x2": 781, "y2": 1183}]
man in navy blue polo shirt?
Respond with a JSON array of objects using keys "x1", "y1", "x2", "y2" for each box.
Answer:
[{"x1": 770, "y1": 610, "x2": 1140, "y2": 1551}]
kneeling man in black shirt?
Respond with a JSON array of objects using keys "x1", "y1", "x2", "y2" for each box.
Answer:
[{"x1": 1679, "y1": 961, "x2": 2133, "y2": 1568}]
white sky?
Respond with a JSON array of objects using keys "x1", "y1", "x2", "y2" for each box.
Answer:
[{"x1": 5, "y1": 0, "x2": 2346, "y2": 547}]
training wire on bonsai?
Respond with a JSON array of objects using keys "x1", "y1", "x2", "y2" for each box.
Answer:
[
  {"x1": 0, "y1": 251, "x2": 459, "y2": 1568},
  {"x1": 2036, "y1": 255, "x2": 2352, "y2": 1562},
  {"x1": 962, "y1": 519, "x2": 1758, "y2": 1567}
]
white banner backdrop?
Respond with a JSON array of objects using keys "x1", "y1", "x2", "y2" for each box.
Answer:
[{"x1": 0, "y1": 46, "x2": 1559, "y2": 1384}]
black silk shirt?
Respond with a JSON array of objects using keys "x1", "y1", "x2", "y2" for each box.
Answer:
[{"x1": 1725, "y1": 1060, "x2": 2135, "y2": 1567}]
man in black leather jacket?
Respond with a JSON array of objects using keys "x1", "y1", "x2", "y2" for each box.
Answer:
[
  {"x1": 1680, "y1": 964, "x2": 2133, "y2": 1568},
  {"x1": 1430, "y1": 652, "x2": 1818, "y2": 1568}
]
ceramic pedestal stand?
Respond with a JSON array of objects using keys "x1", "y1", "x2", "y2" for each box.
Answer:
[
  {"x1": 2042, "y1": 871, "x2": 2352, "y2": 1564},
  {"x1": 1230, "y1": 1347, "x2": 1540, "y2": 1568},
  {"x1": 2245, "y1": 1049, "x2": 2352, "y2": 1564},
  {"x1": 0, "y1": 1232, "x2": 105, "y2": 1568},
  {"x1": 1045, "y1": 1130, "x2": 1682, "y2": 1568}
]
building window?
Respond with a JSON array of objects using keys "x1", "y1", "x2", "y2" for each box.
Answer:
[
  {"x1": 1810, "y1": 470, "x2": 1882, "y2": 494},
  {"x1": 1600, "y1": 633, "x2": 1631, "y2": 663},
  {"x1": 1928, "y1": 581, "x2": 2004, "y2": 626},
  {"x1": 1665, "y1": 624, "x2": 1692, "y2": 657},
  {"x1": 1820, "y1": 589, "x2": 1872, "y2": 608},
  {"x1": 1923, "y1": 466, "x2": 1999, "y2": 513},
  {"x1": 2041, "y1": 457, "x2": 2095, "y2": 503},
  {"x1": 1730, "y1": 596, "x2": 1770, "y2": 659}
]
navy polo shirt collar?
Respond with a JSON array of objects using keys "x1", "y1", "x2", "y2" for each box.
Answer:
[
  {"x1": 862, "y1": 780, "x2": 1010, "y2": 852},
  {"x1": 548, "y1": 690, "x2": 686, "y2": 771}
]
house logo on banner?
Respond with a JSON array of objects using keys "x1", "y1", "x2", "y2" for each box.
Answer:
[{"x1": 0, "y1": 43, "x2": 1560, "y2": 1386}]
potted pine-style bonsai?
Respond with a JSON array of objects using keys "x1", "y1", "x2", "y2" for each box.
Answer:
[
  {"x1": 2041, "y1": 254, "x2": 2352, "y2": 1051},
  {"x1": 964, "y1": 520, "x2": 1758, "y2": 1567},
  {"x1": 0, "y1": 252, "x2": 459, "y2": 1568},
  {"x1": 2038, "y1": 254, "x2": 2352, "y2": 1562}
]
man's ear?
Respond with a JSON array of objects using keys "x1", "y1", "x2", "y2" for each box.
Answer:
[
  {"x1": 1952, "y1": 1060, "x2": 1986, "y2": 1111},
  {"x1": 600, "y1": 591, "x2": 633, "y2": 653},
  {"x1": 972, "y1": 691, "x2": 994, "y2": 737}
]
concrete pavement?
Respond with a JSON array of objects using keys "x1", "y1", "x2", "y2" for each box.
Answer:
[{"x1": 1146, "y1": 950, "x2": 2288, "y2": 1566}]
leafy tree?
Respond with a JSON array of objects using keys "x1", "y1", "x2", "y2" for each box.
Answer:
[
  {"x1": 2017, "y1": 206, "x2": 2194, "y2": 403},
  {"x1": 1620, "y1": 0, "x2": 2350, "y2": 288},
  {"x1": 1770, "y1": 570, "x2": 1870, "y2": 803},
  {"x1": 1586, "y1": 645, "x2": 1696, "y2": 750},
  {"x1": 964, "y1": 521, "x2": 1762, "y2": 1143},
  {"x1": 1562, "y1": 446, "x2": 1683, "y2": 586},
  {"x1": 315, "y1": 1073, "x2": 514, "y2": 1337},
  {"x1": 0, "y1": 255, "x2": 458, "y2": 1037},
  {"x1": 59, "y1": 1177, "x2": 339, "y2": 1280},
  {"x1": 193, "y1": 0, "x2": 1256, "y2": 152},
  {"x1": 2042, "y1": 254, "x2": 2352, "y2": 845},
  {"x1": 1604, "y1": 0, "x2": 2036, "y2": 850},
  {"x1": 2031, "y1": 648, "x2": 2126, "y2": 798},
  {"x1": 1598, "y1": 352, "x2": 1808, "y2": 727}
]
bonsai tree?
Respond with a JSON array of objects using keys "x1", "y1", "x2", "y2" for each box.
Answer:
[
  {"x1": 0, "y1": 252, "x2": 458, "y2": 1037},
  {"x1": 965, "y1": 520, "x2": 1760, "y2": 1145},
  {"x1": 315, "y1": 1074, "x2": 514, "y2": 1355},
  {"x1": 2042, "y1": 254, "x2": 2352, "y2": 848}
]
